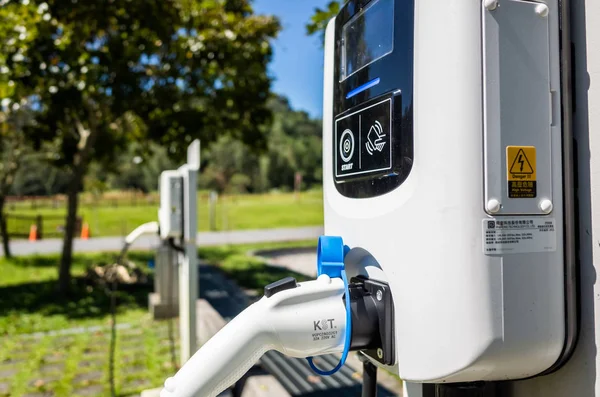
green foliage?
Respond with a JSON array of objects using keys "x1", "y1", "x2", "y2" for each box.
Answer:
[
  {"x1": 104, "y1": 142, "x2": 179, "y2": 194},
  {"x1": 264, "y1": 95, "x2": 322, "y2": 191},
  {"x1": 198, "y1": 95, "x2": 323, "y2": 193},
  {"x1": 200, "y1": 135, "x2": 261, "y2": 193},
  {"x1": 306, "y1": 0, "x2": 341, "y2": 45},
  {"x1": 0, "y1": 0, "x2": 281, "y2": 163}
]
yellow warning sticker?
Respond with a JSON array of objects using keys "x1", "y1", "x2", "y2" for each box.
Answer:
[{"x1": 506, "y1": 146, "x2": 536, "y2": 198}]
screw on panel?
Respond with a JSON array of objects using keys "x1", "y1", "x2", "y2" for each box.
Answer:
[
  {"x1": 535, "y1": 3, "x2": 549, "y2": 18},
  {"x1": 486, "y1": 199, "x2": 501, "y2": 214},
  {"x1": 376, "y1": 290, "x2": 383, "y2": 301},
  {"x1": 484, "y1": 0, "x2": 498, "y2": 11},
  {"x1": 540, "y1": 199, "x2": 553, "y2": 214},
  {"x1": 377, "y1": 348, "x2": 384, "y2": 359}
]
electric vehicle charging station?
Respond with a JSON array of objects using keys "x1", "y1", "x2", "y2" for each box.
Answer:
[
  {"x1": 159, "y1": 1, "x2": 578, "y2": 397},
  {"x1": 118, "y1": 140, "x2": 201, "y2": 367},
  {"x1": 162, "y1": 140, "x2": 201, "y2": 365},
  {"x1": 323, "y1": 0, "x2": 575, "y2": 391}
]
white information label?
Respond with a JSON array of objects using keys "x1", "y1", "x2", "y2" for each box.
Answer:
[{"x1": 482, "y1": 218, "x2": 556, "y2": 255}]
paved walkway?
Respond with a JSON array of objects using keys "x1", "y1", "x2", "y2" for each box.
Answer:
[
  {"x1": 3, "y1": 226, "x2": 324, "y2": 256},
  {"x1": 256, "y1": 247, "x2": 318, "y2": 277}
]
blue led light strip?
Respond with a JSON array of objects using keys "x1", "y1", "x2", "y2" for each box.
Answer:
[{"x1": 345, "y1": 77, "x2": 381, "y2": 99}]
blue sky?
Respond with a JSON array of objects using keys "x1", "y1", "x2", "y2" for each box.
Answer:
[{"x1": 253, "y1": 0, "x2": 330, "y2": 119}]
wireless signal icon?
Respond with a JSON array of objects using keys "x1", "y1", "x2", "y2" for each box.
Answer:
[{"x1": 365, "y1": 121, "x2": 386, "y2": 155}]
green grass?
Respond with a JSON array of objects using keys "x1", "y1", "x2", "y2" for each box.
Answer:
[
  {"x1": 0, "y1": 241, "x2": 317, "y2": 396},
  {"x1": 7, "y1": 190, "x2": 324, "y2": 237},
  {"x1": 0, "y1": 320, "x2": 180, "y2": 397},
  {"x1": 0, "y1": 241, "x2": 316, "y2": 335},
  {"x1": 0, "y1": 251, "x2": 154, "y2": 335},
  {"x1": 0, "y1": 250, "x2": 176, "y2": 397}
]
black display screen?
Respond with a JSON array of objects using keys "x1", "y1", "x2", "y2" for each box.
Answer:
[{"x1": 341, "y1": 0, "x2": 395, "y2": 81}]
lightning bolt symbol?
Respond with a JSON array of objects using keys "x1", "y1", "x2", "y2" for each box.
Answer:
[{"x1": 518, "y1": 155, "x2": 525, "y2": 172}]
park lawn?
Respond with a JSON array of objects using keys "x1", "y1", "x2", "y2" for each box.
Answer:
[
  {"x1": 8, "y1": 190, "x2": 324, "y2": 237},
  {"x1": 0, "y1": 251, "x2": 155, "y2": 335},
  {"x1": 0, "y1": 241, "x2": 316, "y2": 397}
]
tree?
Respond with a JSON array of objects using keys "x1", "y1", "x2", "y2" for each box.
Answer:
[
  {"x1": 0, "y1": 113, "x2": 25, "y2": 257},
  {"x1": 306, "y1": 1, "x2": 341, "y2": 45},
  {"x1": 200, "y1": 135, "x2": 260, "y2": 194},
  {"x1": 0, "y1": 0, "x2": 279, "y2": 294},
  {"x1": 0, "y1": 104, "x2": 39, "y2": 257},
  {"x1": 197, "y1": 95, "x2": 323, "y2": 194},
  {"x1": 264, "y1": 96, "x2": 322, "y2": 190}
]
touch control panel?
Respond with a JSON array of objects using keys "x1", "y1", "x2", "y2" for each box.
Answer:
[
  {"x1": 335, "y1": 97, "x2": 393, "y2": 179},
  {"x1": 332, "y1": 0, "x2": 414, "y2": 199}
]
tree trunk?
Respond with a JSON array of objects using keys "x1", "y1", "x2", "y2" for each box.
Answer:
[
  {"x1": 57, "y1": 106, "x2": 100, "y2": 296},
  {"x1": 0, "y1": 196, "x2": 11, "y2": 258},
  {"x1": 58, "y1": 178, "x2": 80, "y2": 295}
]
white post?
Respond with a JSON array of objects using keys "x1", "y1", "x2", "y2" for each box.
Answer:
[
  {"x1": 179, "y1": 140, "x2": 200, "y2": 365},
  {"x1": 506, "y1": 0, "x2": 600, "y2": 394}
]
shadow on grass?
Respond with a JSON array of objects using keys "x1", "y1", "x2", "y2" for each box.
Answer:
[
  {"x1": 6, "y1": 251, "x2": 154, "y2": 269},
  {"x1": 0, "y1": 277, "x2": 153, "y2": 321}
]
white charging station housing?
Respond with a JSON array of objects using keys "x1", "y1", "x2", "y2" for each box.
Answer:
[
  {"x1": 158, "y1": 170, "x2": 184, "y2": 240},
  {"x1": 323, "y1": 0, "x2": 573, "y2": 383}
]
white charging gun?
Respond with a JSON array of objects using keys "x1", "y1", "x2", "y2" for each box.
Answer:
[{"x1": 160, "y1": 273, "x2": 348, "y2": 397}]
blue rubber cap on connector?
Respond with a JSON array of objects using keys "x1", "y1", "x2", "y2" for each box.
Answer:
[
  {"x1": 317, "y1": 236, "x2": 349, "y2": 278},
  {"x1": 309, "y1": 235, "x2": 352, "y2": 376}
]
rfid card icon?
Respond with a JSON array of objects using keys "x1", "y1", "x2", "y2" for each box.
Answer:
[{"x1": 365, "y1": 121, "x2": 386, "y2": 155}]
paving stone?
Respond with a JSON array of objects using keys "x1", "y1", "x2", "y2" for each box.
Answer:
[
  {"x1": 121, "y1": 328, "x2": 143, "y2": 336},
  {"x1": 39, "y1": 363, "x2": 65, "y2": 374},
  {"x1": 0, "y1": 357, "x2": 27, "y2": 364},
  {"x1": 121, "y1": 355, "x2": 144, "y2": 365},
  {"x1": 79, "y1": 358, "x2": 105, "y2": 368},
  {"x1": 81, "y1": 349, "x2": 108, "y2": 360},
  {"x1": 120, "y1": 343, "x2": 146, "y2": 353},
  {"x1": 0, "y1": 367, "x2": 18, "y2": 378},
  {"x1": 159, "y1": 339, "x2": 180, "y2": 347},
  {"x1": 22, "y1": 392, "x2": 54, "y2": 397},
  {"x1": 122, "y1": 378, "x2": 151, "y2": 390},
  {"x1": 72, "y1": 384, "x2": 104, "y2": 396},
  {"x1": 87, "y1": 338, "x2": 108, "y2": 347},
  {"x1": 53, "y1": 337, "x2": 75, "y2": 349},
  {"x1": 121, "y1": 355, "x2": 142, "y2": 365},
  {"x1": 81, "y1": 345, "x2": 105, "y2": 355},
  {"x1": 0, "y1": 382, "x2": 10, "y2": 395},
  {"x1": 28, "y1": 375, "x2": 61, "y2": 388},
  {"x1": 122, "y1": 365, "x2": 146, "y2": 374},
  {"x1": 73, "y1": 371, "x2": 103, "y2": 383},
  {"x1": 41, "y1": 352, "x2": 66, "y2": 364}
]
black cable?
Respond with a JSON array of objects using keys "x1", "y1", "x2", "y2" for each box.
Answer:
[
  {"x1": 108, "y1": 277, "x2": 118, "y2": 397},
  {"x1": 168, "y1": 237, "x2": 185, "y2": 253},
  {"x1": 361, "y1": 359, "x2": 378, "y2": 397},
  {"x1": 107, "y1": 242, "x2": 132, "y2": 397}
]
